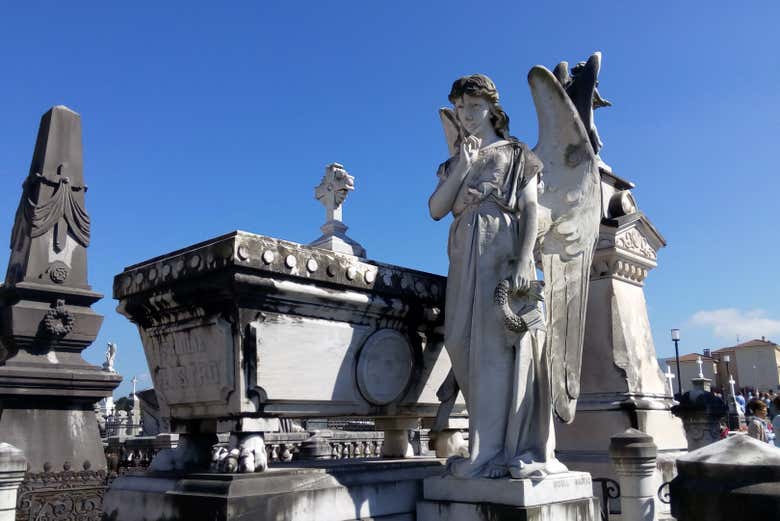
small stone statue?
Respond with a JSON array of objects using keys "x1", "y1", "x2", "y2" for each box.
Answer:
[
  {"x1": 310, "y1": 163, "x2": 366, "y2": 257},
  {"x1": 103, "y1": 341, "x2": 117, "y2": 372}
]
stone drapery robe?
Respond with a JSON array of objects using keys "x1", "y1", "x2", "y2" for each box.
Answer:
[{"x1": 436, "y1": 139, "x2": 555, "y2": 477}]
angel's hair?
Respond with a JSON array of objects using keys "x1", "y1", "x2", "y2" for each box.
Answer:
[{"x1": 448, "y1": 74, "x2": 510, "y2": 138}]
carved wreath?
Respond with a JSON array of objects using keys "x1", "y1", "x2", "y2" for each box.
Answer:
[
  {"x1": 43, "y1": 299, "x2": 75, "y2": 337},
  {"x1": 494, "y1": 279, "x2": 545, "y2": 333}
]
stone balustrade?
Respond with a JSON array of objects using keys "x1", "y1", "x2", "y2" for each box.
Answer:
[{"x1": 105, "y1": 430, "x2": 388, "y2": 474}]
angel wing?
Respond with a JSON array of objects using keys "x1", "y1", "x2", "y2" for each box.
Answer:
[
  {"x1": 528, "y1": 59, "x2": 603, "y2": 424},
  {"x1": 439, "y1": 107, "x2": 462, "y2": 157}
]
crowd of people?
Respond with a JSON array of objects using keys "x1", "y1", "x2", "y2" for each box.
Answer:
[{"x1": 729, "y1": 389, "x2": 780, "y2": 446}]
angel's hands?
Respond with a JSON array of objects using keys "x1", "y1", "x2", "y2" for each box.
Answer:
[
  {"x1": 511, "y1": 262, "x2": 534, "y2": 294},
  {"x1": 457, "y1": 135, "x2": 481, "y2": 172}
]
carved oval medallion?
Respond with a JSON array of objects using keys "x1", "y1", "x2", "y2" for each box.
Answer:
[{"x1": 356, "y1": 329, "x2": 414, "y2": 406}]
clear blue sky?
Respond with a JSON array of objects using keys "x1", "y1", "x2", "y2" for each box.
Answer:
[{"x1": 1, "y1": 3, "x2": 778, "y2": 397}]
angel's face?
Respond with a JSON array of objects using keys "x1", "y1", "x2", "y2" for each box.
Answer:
[{"x1": 454, "y1": 94, "x2": 492, "y2": 137}]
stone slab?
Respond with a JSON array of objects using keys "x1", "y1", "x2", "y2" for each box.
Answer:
[
  {"x1": 417, "y1": 497, "x2": 598, "y2": 521},
  {"x1": 423, "y1": 472, "x2": 592, "y2": 507},
  {"x1": 103, "y1": 458, "x2": 444, "y2": 521}
]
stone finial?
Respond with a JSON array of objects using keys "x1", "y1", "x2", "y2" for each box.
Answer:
[
  {"x1": 6, "y1": 106, "x2": 91, "y2": 289},
  {"x1": 310, "y1": 163, "x2": 366, "y2": 257}
]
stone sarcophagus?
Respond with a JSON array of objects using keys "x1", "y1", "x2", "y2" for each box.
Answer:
[{"x1": 114, "y1": 231, "x2": 460, "y2": 435}]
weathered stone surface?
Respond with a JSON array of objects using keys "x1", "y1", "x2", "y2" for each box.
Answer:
[
  {"x1": 671, "y1": 434, "x2": 780, "y2": 520},
  {"x1": 417, "y1": 497, "x2": 598, "y2": 521},
  {"x1": 114, "y1": 230, "x2": 460, "y2": 423},
  {"x1": 103, "y1": 458, "x2": 444, "y2": 521},
  {"x1": 423, "y1": 472, "x2": 593, "y2": 507},
  {"x1": 0, "y1": 106, "x2": 120, "y2": 474},
  {"x1": 556, "y1": 170, "x2": 685, "y2": 494},
  {"x1": 5, "y1": 106, "x2": 90, "y2": 290}
]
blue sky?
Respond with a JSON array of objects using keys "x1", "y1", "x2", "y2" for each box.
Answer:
[{"x1": 1, "y1": 3, "x2": 778, "y2": 397}]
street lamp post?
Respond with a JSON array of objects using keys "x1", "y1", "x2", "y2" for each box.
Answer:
[{"x1": 671, "y1": 328, "x2": 682, "y2": 397}]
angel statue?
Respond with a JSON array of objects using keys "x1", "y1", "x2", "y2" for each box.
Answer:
[
  {"x1": 103, "y1": 341, "x2": 117, "y2": 372},
  {"x1": 428, "y1": 53, "x2": 604, "y2": 479}
]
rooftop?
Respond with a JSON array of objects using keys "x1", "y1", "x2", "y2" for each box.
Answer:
[
  {"x1": 711, "y1": 338, "x2": 778, "y2": 353},
  {"x1": 663, "y1": 353, "x2": 717, "y2": 363}
]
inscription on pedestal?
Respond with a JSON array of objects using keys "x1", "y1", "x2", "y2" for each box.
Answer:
[{"x1": 143, "y1": 318, "x2": 234, "y2": 406}]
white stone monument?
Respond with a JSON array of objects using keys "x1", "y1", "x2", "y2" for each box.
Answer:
[{"x1": 421, "y1": 56, "x2": 608, "y2": 519}]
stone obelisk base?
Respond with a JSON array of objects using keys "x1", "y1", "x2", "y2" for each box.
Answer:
[{"x1": 418, "y1": 472, "x2": 598, "y2": 521}]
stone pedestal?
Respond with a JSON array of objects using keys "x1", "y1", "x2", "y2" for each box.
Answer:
[
  {"x1": 0, "y1": 443, "x2": 26, "y2": 521},
  {"x1": 103, "y1": 458, "x2": 444, "y2": 521},
  {"x1": 417, "y1": 498, "x2": 599, "y2": 521},
  {"x1": 671, "y1": 377, "x2": 728, "y2": 450},
  {"x1": 671, "y1": 434, "x2": 780, "y2": 521},
  {"x1": 556, "y1": 173, "x2": 686, "y2": 504},
  {"x1": 609, "y1": 429, "x2": 658, "y2": 521},
  {"x1": 418, "y1": 473, "x2": 597, "y2": 521}
]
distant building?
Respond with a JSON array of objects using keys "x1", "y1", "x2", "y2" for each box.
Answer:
[
  {"x1": 663, "y1": 353, "x2": 719, "y2": 394},
  {"x1": 711, "y1": 338, "x2": 780, "y2": 392}
]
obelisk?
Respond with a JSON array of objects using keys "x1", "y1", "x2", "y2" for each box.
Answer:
[{"x1": 0, "y1": 106, "x2": 121, "y2": 473}]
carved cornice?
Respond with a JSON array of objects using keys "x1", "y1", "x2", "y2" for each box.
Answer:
[
  {"x1": 616, "y1": 228, "x2": 657, "y2": 260},
  {"x1": 114, "y1": 231, "x2": 446, "y2": 331},
  {"x1": 590, "y1": 254, "x2": 652, "y2": 286},
  {"x1": 590, "y1": 216, "x2": 663, "y2": 286},
  {"x1": 114, "y1": 231, "x2": 445, "y2": 305}
]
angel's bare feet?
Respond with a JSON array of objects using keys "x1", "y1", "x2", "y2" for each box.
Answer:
[
  {"x1": 445, "y1": 455, "x2": 470, "y2": 477},
  {"x1": 543, "y1": 458, "x2": 568, "y2": 475},
  {"x1": 508, "y1": 459, "x2": 546, "y2": 479},
  {"x1": 482, "y1": 461, "x2": 509, "y2": 478}
]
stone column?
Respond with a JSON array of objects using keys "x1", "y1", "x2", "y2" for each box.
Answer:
[
  {"x1": 0, "y1": 443, "x2": 26, "y2": 521},
  {"x1": 375, "y1": 418, "x2": 418, "y2": 457},
  {"x1": 609, "y1": 429, "x2": 658, "y2": 521},
  {"x1": 671, "y1": 377, "x2": 728, "y2": 450}
]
